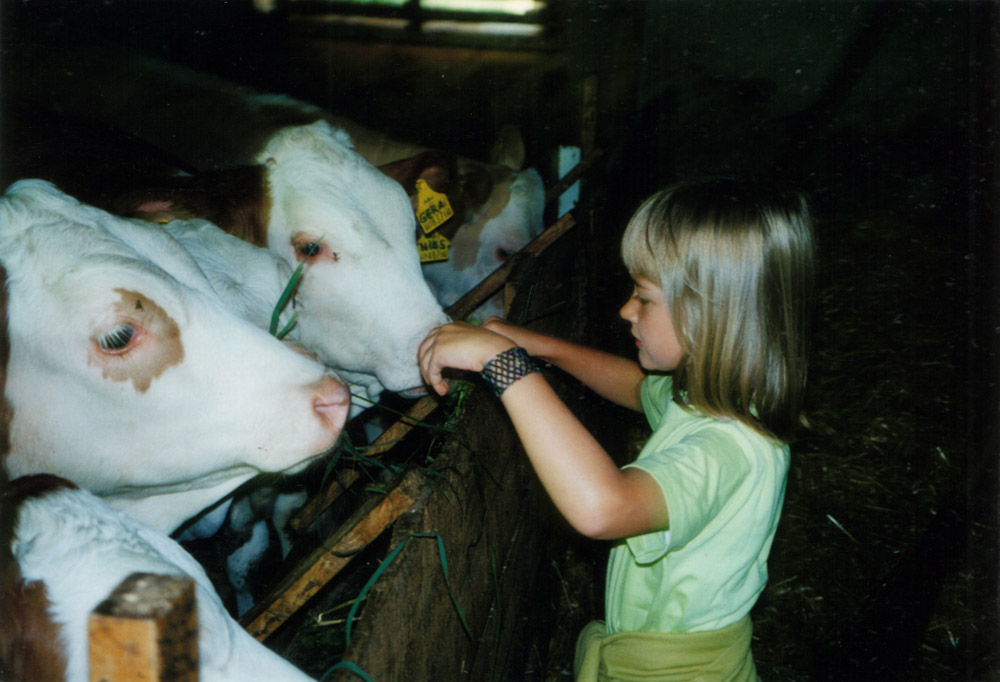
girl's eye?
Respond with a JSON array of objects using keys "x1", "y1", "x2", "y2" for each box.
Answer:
[
  {"x1": 97, "y1": 324, "x2": 137, "y2": 352},
  {"x1": 298, "y1": 242, "x2": 322, "y2": 258}
]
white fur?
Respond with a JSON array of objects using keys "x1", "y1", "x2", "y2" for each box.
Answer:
[
  {"x1": 12, "y1": 482, "x2": 315, "y2": 681},
  {"x1": 0, "y1": 180, "x2": 350, "y2": 533},
  {"x1": 162, "y1": 219, "x2": 295, "y2": 332}
]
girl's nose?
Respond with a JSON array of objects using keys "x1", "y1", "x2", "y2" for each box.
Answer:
[{"x1": 620, "y1": 297, "x2": 636, "y2": 322}]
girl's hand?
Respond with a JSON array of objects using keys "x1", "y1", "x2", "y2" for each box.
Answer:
[{"x1": 418, "y1": 322, "x2": 516, "y2": 396}]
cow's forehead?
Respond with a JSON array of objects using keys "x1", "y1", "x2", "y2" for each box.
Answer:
[
  {"x1": 265, "y1": 158, "x2": 416, "y2": 250},
  {"x1": 1, "y1": 228, "x2": 208, "y2": 328},
  {"x1": 31, "y1": 225, "x2": 207, "y2": 300}
]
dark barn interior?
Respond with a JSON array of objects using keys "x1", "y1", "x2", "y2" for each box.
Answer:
[{"x1": 1, "y1": 1, "x2": 997, "y2": 680}]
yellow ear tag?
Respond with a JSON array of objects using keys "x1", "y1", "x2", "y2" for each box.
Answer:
[
  {"x1": 418, "y1": 232, "x2": 451, "y2": 264},
  {"x1": 415, "y1": 178, "x2": 454, "y2": 235}
]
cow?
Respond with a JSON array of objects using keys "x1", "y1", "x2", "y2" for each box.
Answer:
[
  {"x1": 0, "y1": 225, "x2": 315, "y2": 681},
  {"x1": 15, "y1": 43, "x2": 545, "y2": 322},
  {"x1": 0, "y1": 474, "x2": 318, "y2": 682},
  {"x1": 13, "y1": 49, "x2": 451, "y2": 404},
  {"x1": 0, "y1": 179, "x2": 350, "y2": 534}
]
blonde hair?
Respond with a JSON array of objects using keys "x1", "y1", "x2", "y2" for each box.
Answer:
[{"x1": 621, "y1": 179, "x2": 815, "y2": 442}]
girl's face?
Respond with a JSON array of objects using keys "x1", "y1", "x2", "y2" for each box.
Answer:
[{"x1": 620, "y1": 275, "x2": 684, "y2": 371}]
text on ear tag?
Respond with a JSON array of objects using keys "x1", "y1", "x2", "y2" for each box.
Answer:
[
  {"x1": 415, "y1": 178, "x2": 454, "y2": 235},
  {"x1": 418, "y1": 232, "x2": 451, "y2": 263}
]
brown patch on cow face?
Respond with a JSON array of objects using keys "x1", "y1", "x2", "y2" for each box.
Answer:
[
  {"x1": 291, "y1": 232, "x2": 339, "y2": 264},
  {"x1": 111, "y1": 165, "x2": 272, "y2": 247},
  {"x1": 88, "y1": 290, "x2": 184, "y2": 393}
]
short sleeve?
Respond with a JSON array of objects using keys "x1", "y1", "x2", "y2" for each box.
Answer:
[
  {"x1": 625, "y1": 429, "x2": 751, "y2": 557},
  {"x1": 640, "y1": 374, "x2": 673, "y2": 429}
]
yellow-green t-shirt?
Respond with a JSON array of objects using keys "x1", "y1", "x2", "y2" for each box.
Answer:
[{"x1": 605, "y1": 374, "x2": 789, "y2": 634}]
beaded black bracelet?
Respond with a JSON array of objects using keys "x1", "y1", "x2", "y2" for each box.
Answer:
[{"x1": 481, "y1": 346, "x2": 539, "y2": 397}]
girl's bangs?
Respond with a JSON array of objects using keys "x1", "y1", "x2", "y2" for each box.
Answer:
[{"x1": 621, "y1": 201, "x2": 669, "y2": 282}]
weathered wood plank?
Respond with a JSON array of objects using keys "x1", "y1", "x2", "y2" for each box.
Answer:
[
  {"x1": 88, "y1": 573, "x2": 198, "y2": 682},
  {"x1": 242, "y1": 468, "x2": 425, "y2": 641},
  {"x1": 544, "y1": 151, "x2": 602, "y2": 206}
]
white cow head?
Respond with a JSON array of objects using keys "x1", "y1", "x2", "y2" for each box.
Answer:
[
  {"x1": 0, "y1": 180, "x2": 349, "y2": 532},
  {"x1": 257, "y1": 121, "x2": 449, "y2": 395}
]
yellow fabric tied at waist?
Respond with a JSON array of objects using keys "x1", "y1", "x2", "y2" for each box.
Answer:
[{"x1": 574, "y1": 617, "x2": 758, "y2": 682}]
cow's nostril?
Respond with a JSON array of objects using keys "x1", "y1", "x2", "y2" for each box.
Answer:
[{"x1": 495, "y1": 247, "x2": 513, "y2": 262}]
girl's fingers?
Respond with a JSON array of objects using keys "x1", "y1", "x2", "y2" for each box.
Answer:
[
  {"x1": 418, "y1": 322, "x2": 516, "y2": 395},
  {"x1": 418, "y1": 325, "x2": 452, "y2": 395}
]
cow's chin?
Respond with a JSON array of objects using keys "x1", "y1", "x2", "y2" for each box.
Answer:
[
  {"x1": 396, "y1": 385, "x2": 428, "y2": 399},
  {"x1": 281, "y1": 441, "x2": 341, "y2": 475}
]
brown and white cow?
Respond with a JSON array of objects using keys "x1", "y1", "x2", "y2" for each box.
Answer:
[
  {"x1": 0, "y1": 179, "x2": 350, "y2": 533},
  {"x1": 1, "y1": 474, "x2": 318, "y2": 681},
  {"x1": 17, "y1": 43, "x2": 545, "y2": 323},
  {"x1": 15, "y1": 47, "x2": 451, "y2": 403}
]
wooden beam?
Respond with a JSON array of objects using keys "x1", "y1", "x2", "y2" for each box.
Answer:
[
  {"x1": 445, "y1": 212, "x2": 575, "y2": 321},
  {"x1": 544, "y1": 152, "x2": 602, "y2": 207}
]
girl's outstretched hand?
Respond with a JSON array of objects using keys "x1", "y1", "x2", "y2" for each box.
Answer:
[{"x1": 418, "y1": 322, "x2": 517, "y2": 396}]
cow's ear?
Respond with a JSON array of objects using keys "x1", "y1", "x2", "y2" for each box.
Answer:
[
  {"x1": 379, "y1": 152, "x2": 457, "y2": 197},
  {"x1": 490, "y1": 125, "x2": 525, "y2": 171},
  {"x1": 131, "y1": 199, "x2": 179, "y2": 224},
  {"x1": 379, "y1": 153, "x2": 459, "y2": 223}
]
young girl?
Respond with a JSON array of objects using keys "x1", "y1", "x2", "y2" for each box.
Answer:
[{"x1": 418, "y1": 179, "x2": 814, "y2": 682}]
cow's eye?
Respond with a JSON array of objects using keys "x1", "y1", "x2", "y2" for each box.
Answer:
[
  {"x1": 298, "y1": 242, "x2": 322, "y2": 258},
  {"x1": 97, "y1": 324, "x2": 136, "y2": 352}
]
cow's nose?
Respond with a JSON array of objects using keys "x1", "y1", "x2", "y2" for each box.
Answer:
[{"x1": 312, "y1": 375, "x2": 351, "y2": 433}]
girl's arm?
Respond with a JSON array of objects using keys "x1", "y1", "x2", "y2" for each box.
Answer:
[
  {"x1": 482, "y1": 317, "x2": 646, "y2": 412},
  {"x1": 418, "y1": 323, "x2": 669, "y2": 539}
]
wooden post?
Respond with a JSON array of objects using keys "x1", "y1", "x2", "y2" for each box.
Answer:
[{"x1": 88, "y1": 573, "x2": 198, "y2": 682}]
